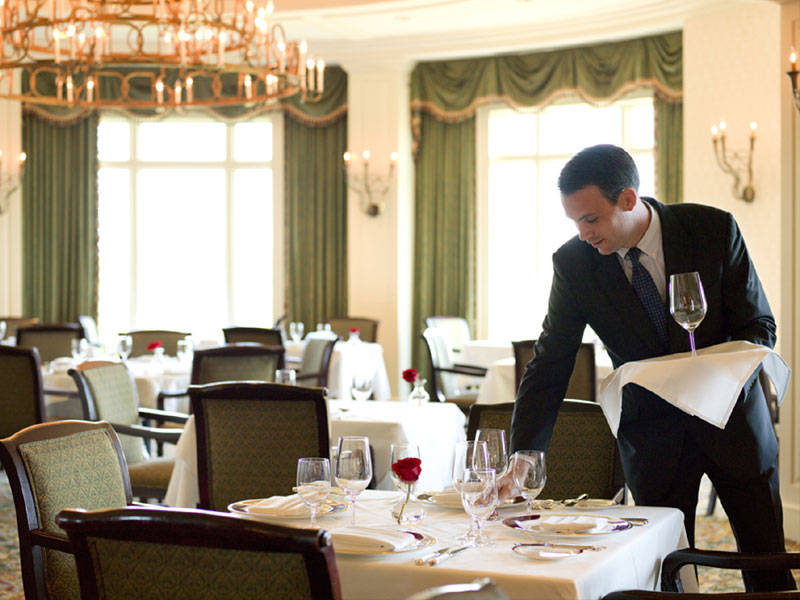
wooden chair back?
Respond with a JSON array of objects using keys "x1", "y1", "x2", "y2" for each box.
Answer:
[
  {"x1": 17, "y1": 323, "x2": 83, "y2": 363},
  {"x1": 0, "y1": 346, "x2": 45, "y2": 439},
  {"x1": 424, "y1": 316, "x2": 471, "y2": 353},
  {"x1": 296, "y1": 338, "x2": 337, "y2": 387},
  {"x1": 223, "y1": 326, "x2": 284, "y2": 346},
  {"x1": 325, "y1": 317, "x2": 380, "y2": 343},
  {"x1": 0, "y1": 316, "x2": 39, "y2": 340},
  {"x1": 121, "y1": 330, "x2": 190, "y2": 357},
  {"x1": 190, "y1": 343, "x2": 285, "y2": 385},
  {"x1": 190, "y1": 382, "x2": 330, "y2": 511},
  {"x1": 512, "y1": 340, "x2": 596, "y2": 401},
  {"x1": 57, "y1": 505, "x2": 343, "y2": 600}
]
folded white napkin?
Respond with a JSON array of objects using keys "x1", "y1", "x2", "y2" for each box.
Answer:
[
  {"x1": 246, "y1": 495, "x2": 310, "y2": 517},
  {"x1": 330, "y1": 527, "x2": 416, "y2": 553},
  {"x1": 534, "y1": 515, "x2": 606, "y2": 534},
  {"x1": 50, "y1": 357, "x2": 75, "y2": 372},
  {"x1": 423, "y1": 489, "x2": 462, "y2": 508},
  {"x1": 598, "y1": 341, "x2": 790, "y2": 435}
]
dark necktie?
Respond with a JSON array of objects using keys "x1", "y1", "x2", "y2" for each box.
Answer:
[{"x1": 626, "y1": 247, "x2": 669, "y2": 348}]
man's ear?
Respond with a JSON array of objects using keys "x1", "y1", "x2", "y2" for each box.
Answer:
[{"x1": 618, "y1": 188, "x2": 638, "y2": 211}]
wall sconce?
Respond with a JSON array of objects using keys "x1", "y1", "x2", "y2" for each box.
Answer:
[
  {"x1": 0, "y1": 150, "x2": 27, "y2": 215},
  {"x1": 710, "y1": 121, "x2": 756, "y2": 202},
  {"x1": 787, "y1": 47, "x2": 799, "y2": 114},
  {"x1": 343, "y1": 150, "x2": 397, "y2": 216}
]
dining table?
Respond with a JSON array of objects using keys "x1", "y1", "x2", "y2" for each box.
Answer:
[
  {"x1": 228, "y1": 489, "x2": 694, "y2": 600},
  {"x1": 164, "y1": 398, "x2": 467, "y2": 507}
]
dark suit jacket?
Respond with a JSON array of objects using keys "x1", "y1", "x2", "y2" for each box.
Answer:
[{"x1": 510, "y1": 198, "x2": 778, "y2": 500}]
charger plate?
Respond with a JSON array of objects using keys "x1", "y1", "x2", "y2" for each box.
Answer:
[{"x1": 503, "y1": 513, "x2": 632, "y2": 537}]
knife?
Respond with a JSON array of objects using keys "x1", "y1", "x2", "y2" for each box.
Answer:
[
  {"x1": 428, "y1": 545, "x2": 470, "y2": 566},
  {"x1": 414, "y1": 547, "x2": 450, "y2": 565}
]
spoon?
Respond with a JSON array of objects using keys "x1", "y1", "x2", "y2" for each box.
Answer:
[{"x1": 562, "y1": 493, "x2": 589, "y2": 507}]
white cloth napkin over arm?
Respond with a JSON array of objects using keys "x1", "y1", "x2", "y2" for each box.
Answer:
[{"x1": 598, "y1": 340, "x2": 791, "y2": 436}]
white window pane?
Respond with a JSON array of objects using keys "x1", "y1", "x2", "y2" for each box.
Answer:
[
  {"x1": 232, "y1": 168, "x2": 272, "y2": 325},
  {"x1": 137, "y1": 122, "x2": 226, "y2": 162},
  {"x1": 633, "y1": 153, "x2": 656, "y2": 198},
  {"x1": 98, "y1": 121, "x2": 130, "y2": 162},
  {"x1": 489, "y1": 110, "x2": 536, "y2": 158},
  {"x1": 234, "y1": 121, "x2": 273, "y2": 162},
  {"x1": 539, "y1": 105, "x2": 622, "y2": 155},
  {"x1": 629, "y1": 103, "x2": 655, "y2": 149},
  {"x1": 135, "y1": 168, "x2": 227, "y2": 340},
  {"x1": 97, "y1": 168, "x2": 132, "y2": 344}
]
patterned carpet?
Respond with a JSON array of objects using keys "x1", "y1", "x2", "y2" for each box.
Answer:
[{"x1": 0, "y1": 471, "x2": 796, "y2": 598}]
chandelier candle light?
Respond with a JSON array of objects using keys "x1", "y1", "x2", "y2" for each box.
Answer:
[
  {"x1": 343, "y1": 149, "x2": 398, "y2": 217},
  {"x1": 0, "y1": 149, "x2": 26, "y2": 215},
  {"x1": 709, "y1": 120, "x2": 756, "y2": 202},
  {"x1": 0, "y1": 0, "x2": 323, "y2": 109}
]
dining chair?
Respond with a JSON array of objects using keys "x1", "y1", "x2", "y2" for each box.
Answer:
[
  {"x1": 512, "y1": 339, "x2": 596, "y2": 401},
  {"x1": 422, "y1": 327, "x2": 487, "y2": 414},
  {"x1": 0, "y1": 316, "x2": 39, "y2": 340},
  {"x1": 295, "y1": 337, "x2": 338, "y2": 388},
  {"x1": 0, "y1": 345, "x2": 78, "y2": 435},
  {"x1": 191, "y1": 343, "x2": 285, "y2": 384},
  {"x1": 405, "y1": 578, "x2": 509, "y2": 600},
  {"x1": 0, "y1": 420, "x2": 134, "y2": 600},
  {"x1": 325, "y1": 316, "x2": 380, "y2": 343},
  {"x1": 16, "y1": 323, "x2": 83, "y2": 363},
  {"x1": 189, "y1": 381, "x2": 330, "y2": 511},
  {"x1": 120, "y1": 329, "x2": 191, "y2": 357},
  {"x1": 57, "y1": 505, "x2": 343, "y2": 600},
  {"x1": 222, "y1": 326, "x2": 285, "y2": 346},
  {"x1": 601, "y1": 548, "x2": 800, "y2": 598},
  {"x1": 424, "y1": 316, "x2": 472, "y2": 354},
  {"x1": 69, "y1": 361, "x2": 188, "y2": 502},
  {"x1": 466, "y1": 399, "x2": 625, "y2": 501}
]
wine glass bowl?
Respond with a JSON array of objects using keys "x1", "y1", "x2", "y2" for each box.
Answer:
[
  {"x1": 296, "y1": 457, "x2": 331, "y2": 529},
  {"x1": 117, "y1": 335, "x2": 132, "y2": 361},
  {"x1": 451, "y1": 440, "x2": 489, "y2": 541},
  {"x1": 511, "y1": 450, "x2": 547, "y2": 513},
  {"x1": 352, "y1": 373, "x2": 373, "y2": 402},
  {"x1": 669, "y1": 272, "x2": 707, "y2": 357},
  {"x1": 334, "y1": 436, "x2": 372, "y2": 525},
  {"x1": 474, "y1": 429, "x2": 508, "y2": 477},
  {"x1": 177, "y1": 338, "x2": 194, "y2": 363},
  {"x1": 390, "y1": 443, "x2": 420, "y2": 497},
  {"x1": 459, "y1": 468, "x2": 499, "y2": 547},
  {"x1": 289, "y1": 322, "x2": 304, "y2": 343}
]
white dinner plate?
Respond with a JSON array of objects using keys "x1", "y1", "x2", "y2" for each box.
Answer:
[
  {"x1": 511, "y1": 543, "x2": 588, "y2": 560},
  {"x1": 332, "y1": 529, "x2": 435, "y2": 556},
  {"x1": 502, "y1": 513, "x2": 632, "y2": 537},
  {"x1": 227, "y1": 498, "x2": 347, "y2": 519},
  {"x1": 417, "y1": 490, "x2": 525, "y2": 510}
]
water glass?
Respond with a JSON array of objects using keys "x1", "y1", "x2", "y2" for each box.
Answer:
[
  {"x1": 296, "y1": 457, "x2": 331, "y2": 529},
  {"x1": 460, "y1": 468, "x2": 498, "y2": 547},
  {"x1": 511, "y1": 450, "x2": 547, "y2": 513},
  {"x1": 335, "y1": 436, "x2": 372, "y2": 526},
  {"x1": 451, "y1": 440, "x2": 489, "y2": 541},
  {"x1": 177, "y1": 338, "x2": 194, "y2": 363},
  {"x1": 117, "y1": 335, "x2": 132, "y2": 361},
  {"x1": 275, "y1": 368, "x2": 297, "y2": 385},
  {"x1": 352, "y1": 373, "x2": 373, "y2": 401},
  {"x1": 289, "y1": 321, "x2": 304, "y2": 343},
  {"x1": 71, "y1": 338, "x2": 88, "y2": 362}
]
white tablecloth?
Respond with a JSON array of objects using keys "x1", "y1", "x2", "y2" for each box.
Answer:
[
  {"x1": 286, "y1": 340, "x2": 391, "y2": 401},
  {"x1": 164, "y1": 399, "x2": 466, "y2": 507},
  {"x1": 459, "y1": 340, "x2": 513, "y2": 368},
  {"x1": 230, "y1": 490, "x2": 692, "y2": 600}
]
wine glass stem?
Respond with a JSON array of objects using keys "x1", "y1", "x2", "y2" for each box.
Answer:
[
  {"x1": 350, "y1": 498, "x2": 357, "y2": 525},
  {"x1": 309, "y1": 509, "x2": 317, "y2": 529},
  {"x1": 689, "y1": 331, "x2": 697, "y2": 357}
]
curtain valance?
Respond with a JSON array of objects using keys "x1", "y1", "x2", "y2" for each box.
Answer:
[{"x1": 22, "y1": 64, "x2": 347, "y2": 126}]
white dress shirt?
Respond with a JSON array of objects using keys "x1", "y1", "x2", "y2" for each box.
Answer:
[{"x1": 616, "y1": 200, "x2": 667, "y2": 302}]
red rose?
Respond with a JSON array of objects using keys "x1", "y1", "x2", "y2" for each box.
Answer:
[
  {"x1": 147, "y1": 341, "x2": 163, "y2": 351},
  {"x1": 349, "y1": 327, "x2": 360, "y2": 334},
  {"x1": 402, "y1": 368, "x2": 418, "y2": 383},
  {"x1": 391, "y1": 457, "x2": 422, "y2": 483}
]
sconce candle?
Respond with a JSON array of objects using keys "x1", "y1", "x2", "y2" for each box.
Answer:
[
  {"x1": 343, "y1": 149, "x2": 397, "y2": 217},
  {"x1": 789, "y1": 47, "x2": 800, "y2": 113},
  {"x1": 0, "y1": 149, "x2": 26, "y2": 215},
  {"x1": 710, "y1": 121, "x2": 756, "y2": 202}
]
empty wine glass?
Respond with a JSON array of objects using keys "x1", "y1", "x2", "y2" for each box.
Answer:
[
  {"x1": 474, "y1": 429, "x2": 508, "y2": 477},
  {"x1": 460, "y1": 468, "x2": 499, "y2": 547},
  {"x1": 390, "y1": 443, "x2": 420, "y2": 501},
  {"x1": 289, "y1": 322, "x2": 304, "y2": 343},
  {"x1": 511, "y1": 450, "x2": 547, "y2": 513},
  {"x1": 352, "y1": 373, "x2": 373, "y2": 402},
  {"x1": 275, "y1": 369, "x2": 297, "y2": 385},
  {"x1": 71, "y1": 338, "x2": 88, "y2": 362},
  {"x1": 117, "y1": 335, "x2": 132, "y2": 361},
  {"x1": 669, "y1": 272, "x2": 707, "y2": 357},
  {"x1": 177, "y1": 338, "x2": 194, "y2": 363},
  {"x1": 296, "y1": 457, "x2": 331, "y2": 529},
  {"x1": 451, "y1": 440, "x2": 489, "y2": 541},
  {"x1": 334, "y1": 436, "x2": 372, "y2": 526}
]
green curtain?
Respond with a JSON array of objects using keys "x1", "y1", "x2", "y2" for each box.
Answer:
[
  {"x1": 21, "y1": 112, "x2": 98, "y2": 323},
  {"x1": 409, "y1": 32, "x2": 683, "y2": 375},
  {"x1": 284, "y1": 114, "x2": 348, "y2": 330}
]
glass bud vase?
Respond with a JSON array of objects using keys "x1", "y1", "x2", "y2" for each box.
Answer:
[
  {"x1": 408, "y1": 379, "x2": 430, "y2": 406},
  {"x1": 391, "y1": 483, "x2": 425, "y2": 525}
]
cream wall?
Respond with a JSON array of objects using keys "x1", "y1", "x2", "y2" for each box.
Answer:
[
  {"x1": 684, "y1": 0, "x2": 800, "y2": 538},
  {"x1": 0, "y1": 95, "x2": 23, "y2": 316}
]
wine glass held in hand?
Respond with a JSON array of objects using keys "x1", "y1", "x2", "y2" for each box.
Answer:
[
  {"x1": 334, "y1": 436, "x2": 372, "y2": 526},
  {"x1": 460, "y1": 468, "x2": 499, "y2": 547},
  {"x1": 669, "y1": 272, "x2": 707, "y2": 357},
  {"x1": 296, "y1": 457, "x2": 331, "y2": 529},
  {"x1": 511, "y1": 450, "x2": 547, "y2": 513},
  {"x1": 474, "y1": 429, "x2": 508, "y2": 476}
]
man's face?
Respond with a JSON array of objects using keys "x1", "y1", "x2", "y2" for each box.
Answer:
[{"x1": 561, "y1": 185, "x2": 636, "y2": 255}]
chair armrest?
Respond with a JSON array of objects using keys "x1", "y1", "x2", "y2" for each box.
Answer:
[
  {"x1": 30, "y1": 529, "x2": 71, "y2": 553},
  {"x1": 110, "y1": 423, "x2": 183, "y2": 445},
  {"x1": 440, "y1": 364, "x2": 488, "y2": 377},
  {"x1": 295, "y1": 371, "x2": 322, "y2": 381},
  {"x1": 156, "y1": 389, "x2": 189, "y2": 411},
  {"x1": 138, "y1": 407, "x2": 189, "y2": 425},
  {"x1": 42, "y1": 387, "x2": 79, "y2": 398}
]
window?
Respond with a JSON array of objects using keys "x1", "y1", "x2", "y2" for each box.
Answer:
[
  {"x1": 97, "y1": 115, "x2": 281, "y2": 344},
  {"x1": 477, "y1": 93, "x2": 656, "y2": 343}
]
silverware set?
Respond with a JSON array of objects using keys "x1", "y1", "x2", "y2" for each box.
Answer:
[{"x1": 415, "y1": 545, "x2": 470, "y2": 566}]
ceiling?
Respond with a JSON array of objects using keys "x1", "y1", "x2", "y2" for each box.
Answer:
[{"x1": 269, "y1": 0, "x2": 747, "y2": 67}]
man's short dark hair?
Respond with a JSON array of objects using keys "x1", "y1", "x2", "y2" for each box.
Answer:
[{"x1": 557, "y1": 144, "x2": 640, "y2": 204}]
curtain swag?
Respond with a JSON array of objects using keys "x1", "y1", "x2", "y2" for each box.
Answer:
[{"x1": 22, "y1": 64, "x2": 348, "y2": 127}]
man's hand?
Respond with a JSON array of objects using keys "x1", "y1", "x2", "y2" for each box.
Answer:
[{"x1": 497, "y1": 466, "x2": 521, "y2": 501}]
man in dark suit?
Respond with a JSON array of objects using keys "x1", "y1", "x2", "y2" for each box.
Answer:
[{"x1": 506, "y1": 144, "x2": 794, "y2": 592}]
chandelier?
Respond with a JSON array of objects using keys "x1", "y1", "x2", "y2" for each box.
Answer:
[{"x1": 0, "y1": 0, "x2": 324, "y2": 110}]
